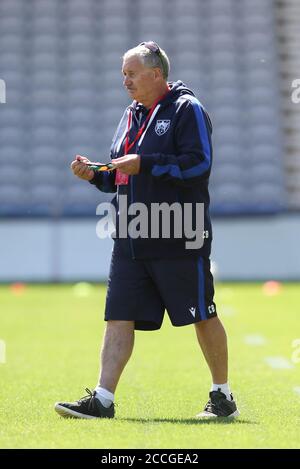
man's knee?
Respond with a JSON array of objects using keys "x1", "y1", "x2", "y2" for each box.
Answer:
[
  {"x1": 194, "y1": 316, "x2": 219, "y2": 331},
  {"x1": 106, "y1": 320, "x2": 135, "y2": 331}
]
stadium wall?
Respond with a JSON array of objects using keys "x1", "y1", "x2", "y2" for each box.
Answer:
[{"x1": 0, "y1": 216, "x2": 299, "y2": 282}]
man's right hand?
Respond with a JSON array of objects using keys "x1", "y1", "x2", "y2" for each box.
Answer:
[{"x1": 70, "y1": 155, "x2": 95, "y2": 181}]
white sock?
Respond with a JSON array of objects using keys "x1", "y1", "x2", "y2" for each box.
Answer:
[
  {"x1": 94, "y1": 386, "x2": 114, "y2": 408},
  {"x1": 211, "y1": 383, "x2": 232, "y2": 401}
]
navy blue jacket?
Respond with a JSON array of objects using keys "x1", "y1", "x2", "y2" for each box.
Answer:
[{"x1": 90, "y1": 81, "x2": 213, "y2": 260}]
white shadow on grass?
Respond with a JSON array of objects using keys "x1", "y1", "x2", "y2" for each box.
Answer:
[
  {"x1": 219, "y1": 305, "x2": 236, "y2": 317},
  {"x1": 0, "y1": 340, "x2": 6, "y2": 364},
  {"x1": 265, "y1": 357, "x2": 294, "y2": 369},
  {"x1": 244, "y1": 335, "x2": 267, "y2": 346}
]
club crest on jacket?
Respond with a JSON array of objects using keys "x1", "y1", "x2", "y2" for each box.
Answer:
[{"x1": 155, "y1": 119, "x2": 171, "y2": 136}]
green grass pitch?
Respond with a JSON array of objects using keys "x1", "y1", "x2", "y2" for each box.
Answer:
[{"x1": 0, "y1": 283, "x2": 299, "y2": 449}]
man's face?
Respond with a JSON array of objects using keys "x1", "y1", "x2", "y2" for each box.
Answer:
[{"x1": 122, "y1": 55, "x2": 157, "y2": 103}]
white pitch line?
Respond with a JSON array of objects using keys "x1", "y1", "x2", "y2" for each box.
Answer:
[
  {"x1": 217, "y1": 288, "x2": 234, "y2": 301},
  {"x1": 0, "y1": 340, "x2": 6, "y2": 364},
  {"x1": 293, "y1": 387, "x2": 300, "y2": 395},
  {"x1": 244, "y1": 334, "x2": 267, "y2": 346},
  {"x1": 265, "y1": 357, "x2": 294, "y2": 369},
  {"x1": 219, "y1": 305, "x2": 236, "y2": 317}
]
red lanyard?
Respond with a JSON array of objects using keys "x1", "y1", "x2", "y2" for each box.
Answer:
[
  {"x1": 124, "y1": 87, "x2": 170, "y2": 155},
  {"x1": 115, "y1": 86, "x2": 170, "y2": 185}
]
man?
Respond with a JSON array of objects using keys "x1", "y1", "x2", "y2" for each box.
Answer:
[{"x1": 54, "y1": 42, "x2": 239, "y2": 419}]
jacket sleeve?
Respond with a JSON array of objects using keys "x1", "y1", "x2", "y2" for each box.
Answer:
[
  {"x1": 139, "y1": 98, "x2": 213, "y2": 187},
  {"x1": 89, "y1": 170, "x2": 117, "y2": 193}
]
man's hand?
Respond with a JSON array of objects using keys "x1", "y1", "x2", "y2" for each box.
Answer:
[
  {"x1": 111, "y1": 154, "x2": 141, "y2": 175},
  {"x1": 71, "y1": 155, "x2": 94, "y2": 181}
]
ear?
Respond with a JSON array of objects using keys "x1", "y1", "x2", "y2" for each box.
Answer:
[{"x1": 153, "y1": 67, "x2": 163, "y2": 80}]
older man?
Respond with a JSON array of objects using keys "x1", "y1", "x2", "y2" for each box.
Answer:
[{"x1": 54, "y1": 42, "x2": 239, "y2": 419}]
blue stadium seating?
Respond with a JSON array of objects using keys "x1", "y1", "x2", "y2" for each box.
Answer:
[{"x1": 0, "y1": 0, "x2": 285, "y2": 216}]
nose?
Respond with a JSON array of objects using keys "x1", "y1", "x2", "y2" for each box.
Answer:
[{"x1": 123, "y1": 76, "x2": 132, "y2": 88}]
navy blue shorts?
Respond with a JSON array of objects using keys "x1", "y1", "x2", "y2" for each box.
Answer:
[{"x1": 104, "y1": 239, "x2": 217, "y2": 331}]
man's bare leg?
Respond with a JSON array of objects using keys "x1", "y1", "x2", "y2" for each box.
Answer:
[
  {"x1": 194, "y1": 317, "x2": 240, "y2": 417},
  {"x1": 98, "y1": 320, "x2": 135, "y2": 393},
  {"x1": 54, "y1": 320, "x2": 134, "y2": 418},
  {"x1": 194, "y1": 317, "x2": 228, "y2": 384}
]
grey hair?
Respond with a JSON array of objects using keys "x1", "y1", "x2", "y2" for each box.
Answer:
[{"x1": 123, "y1": 44, "x2": 170, "y2": 80}]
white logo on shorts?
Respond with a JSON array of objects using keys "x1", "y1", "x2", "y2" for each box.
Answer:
[
  {"x1": 189, "y1": 307, "x2": 196, "y2": 317},
  {"x1": 155, "y1": 120, "x2": 170, "y2": 136}
]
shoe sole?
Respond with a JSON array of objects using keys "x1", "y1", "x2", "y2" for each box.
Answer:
[
  {"x1": 54, "y1": 403, "x2": 109, "y2": 419},
  {"x1": 195, "y1": 409, "x2": 240, "y2": 419}
]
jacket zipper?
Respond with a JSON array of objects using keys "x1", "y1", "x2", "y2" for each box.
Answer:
[{"x1": 127, "y1": 106, "x2": 160, "y2": 260}]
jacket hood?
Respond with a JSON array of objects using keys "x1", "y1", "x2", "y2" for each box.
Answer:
[
  {"x1": 167, "y1": 80, "x2": 212, "y2": 133},
  {"x1": 165, "y1": 80, "x2": 195, "y2": 104}
]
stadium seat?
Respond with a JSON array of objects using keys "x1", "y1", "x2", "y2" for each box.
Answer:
[
  {"x1": 0, "y1": 107, "x2": 23, "y2": 126},
  {"x1": 30, "y1": 184, "x2": 62, "y2": 216},
  {"x1": 213, "y1": 162, "x2": 246, "y2": 184},
  {"x1": 29, "y1": 17, "x2": 59, "y2": 35},
  {"x1": 216, "y1": 144, "x2": 243, "y2": 164},
  {"x1": 0, "y1": 185, "x2": 30, "y2": 216},
  {"x1": 31, "y1": 35, "x2": 61, "y2": 54},
  {"x1": 209, "y1": 0, "x2": 235, "y2": 16},
  {"x1": 0, "y1": 127, "x2": 25, "y2": 145},
  {"x1": 212, "y1": 183, "x2": 247, "y2": 205},
  {"x1": 212, "y1": 107, "x2": 242, "y2": 126},
  {"x1": 64, "y1": 0, "x2": 95, "y2": 16},
  {"x1": 29, "y1": 0, "x2": 59, "y2": 15},
  {"x1": 0, "y1": 52, "x2": 24, "y2": 72},
  {"x1": 139, "y1": 0, "x2": 166, "y2": 16},
  {"x1": 30, "y1": 71, "x2": 60, "y2": 91},
  {"x1": 0, "y1": 33, "x2": 24, "y2": 53},
  {"x1": 0, "y1": 17, "x2": 25, "y2": 35},
  {"x1": 0, "y1": 0, "x2": 25, "y2": 15},
  {"x1": 0, "y1": 145, "x2": 25, "y2": 166},
  {"x1": 31, "y1": 165, "x2": 62, "y2": 186},
  {"x1": 210, "y1": 70, "x2": 240, "y2": 87},
  {"x1": 250, "y1": 143, "x2": 282, "y2": 164},
  {"x1": 214, "y1": 125, "x2": 242, "y2": 145},
  {"x1": 250, "y1": 164, "x2": 284, "y2": 184},
  {"x1": 99, "y1": 0, "x2": 130, "y2": 15},
  {"x1": 29, "y1": 108, "x2": 61, "y2": 126},
  {"x1": 30, "y1": 53, "x2": 60, "y2": 72},
  {"x1": 61, "y1": 184, "x2": 105, "y2": 216},
  {"x1": 250, "y1": 183, "x2": 285, "y2": 203},
  {"x1": 249, "y1": 125, "x2": 282, "y2": 145},
  {"x1": 29, "y1": 126, "x2": 60, "y2": 146},
  {"x1": 0, "y1": 165, "x2": 25, "y2": 185}
]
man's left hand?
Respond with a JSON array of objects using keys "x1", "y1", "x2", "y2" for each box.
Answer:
[{"x1": 111, "y1": 154, "x2": 141, "y2": 175}]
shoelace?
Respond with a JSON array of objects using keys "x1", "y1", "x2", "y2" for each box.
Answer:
[
  {"x1": 205, "y1": 393, "x2": 233, "y2": 416},
  {"x1": 204, "y1": 399, "x2": 214, "y2": 412},
  {"x1": 205, "y1": 392, "x2": 225, "y2": 412},
  {"x1": 78, "y1": 388, "x2": 97, "y2": 411},
  {"x1": 79, "y1": 388, "x2": 117, "y2": 410}
]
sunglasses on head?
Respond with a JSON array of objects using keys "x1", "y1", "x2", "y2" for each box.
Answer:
[
  {"x1": 139, "y1": 41, "x2": 161, "y2": 56},
  {"x1": 139, "y1": 41, "x2": 167, "y2": 77}
]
